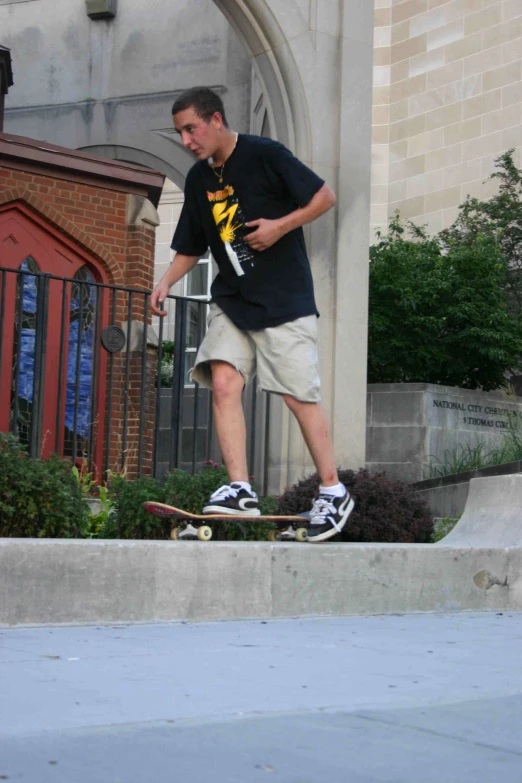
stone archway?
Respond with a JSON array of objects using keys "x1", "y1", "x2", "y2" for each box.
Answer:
[{"x1": 212, "y1": 0, "x2": 310, "y2": 160}]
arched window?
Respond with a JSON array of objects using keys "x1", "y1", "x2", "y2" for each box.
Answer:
[
  {"x1": 64, "y1": 266, "x2": 97, "y2": 460},
  {"x1": 10, "y1": 257, "x2": 40, "y2": 446}
]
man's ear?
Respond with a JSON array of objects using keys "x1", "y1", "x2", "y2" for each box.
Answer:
[{"x1": 211, "y1": 111, "x2": 224, "y2": 129}]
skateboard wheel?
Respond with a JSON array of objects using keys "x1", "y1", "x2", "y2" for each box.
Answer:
[
  {"x1": 170, "y1": 527, "x2": 180, "y2": 541},
  {"x1": 267, "y1": 530, "x2": 279, "y2": 542},
  {"x1": 197, "y1": 525, "x2": 212, "y2": 541},
  {"x1": 295, "y1": 527, "x2": 308, "y2": 543}
]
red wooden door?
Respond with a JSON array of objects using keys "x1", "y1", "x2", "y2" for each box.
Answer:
[{"x1": 0, "y1": 202, "x2": 109, "y2": 470}]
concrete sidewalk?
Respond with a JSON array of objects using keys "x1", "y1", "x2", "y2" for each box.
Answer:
[{"x1": 1, "y1": 612, "x2": 521, "y2": 782}]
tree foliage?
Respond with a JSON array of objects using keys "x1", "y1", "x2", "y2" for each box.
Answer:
[
  {"x1": 440, "y1": 149, "x2": 522, "y2": 312},
  {"x1": 368, "y1": 214, "x2": 522, "y2": 390}
]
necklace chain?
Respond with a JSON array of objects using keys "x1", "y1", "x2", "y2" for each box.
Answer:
[{"x1": 211, "y1": 133, "x2": 238, "y2": 183}]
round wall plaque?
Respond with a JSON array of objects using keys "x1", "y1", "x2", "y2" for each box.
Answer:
[{"x1": 101, "y1": 325, "x2": 126, "y2": 353}]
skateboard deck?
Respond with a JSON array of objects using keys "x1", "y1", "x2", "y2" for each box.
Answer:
[{"x1": 143, "y1": 501, "x2": 310, "y2": 542}]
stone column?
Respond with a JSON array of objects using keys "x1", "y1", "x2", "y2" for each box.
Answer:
[{"x1": 234, "y1": 1, "x2": 373, "y2": 490}]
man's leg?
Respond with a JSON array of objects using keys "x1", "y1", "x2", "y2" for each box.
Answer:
[
  {"x1": 282, "y1": 394, "x2": 354, "y2": 542},
  {"x1": 282, "y1": 396, "x2": 338, "y2": 486},
  {"x1": 210, "y1": 360, "x2": 249, "y2": 482},
  {"x1": 202, "y1": 360, "x2": 259, "y2": 515},
  {"x1": 190, "y1": 306, "x2": 259, "y2": 515}
]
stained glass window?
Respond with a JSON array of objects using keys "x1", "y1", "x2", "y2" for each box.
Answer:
[
  {"x1": 10, "y1": 257, "x2": 40, "y2": 446},
  {"x1": 63, "y1": 266, "x2": 97, "y2": 459}
]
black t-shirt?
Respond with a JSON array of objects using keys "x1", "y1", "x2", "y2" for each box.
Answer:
[{"x1": 171, "y1": 134, "x2": 324, "y2": 330}]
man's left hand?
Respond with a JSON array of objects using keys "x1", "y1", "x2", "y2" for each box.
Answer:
[{"x1": 244, "y1": 218, "x2": 285, "y2": 252}]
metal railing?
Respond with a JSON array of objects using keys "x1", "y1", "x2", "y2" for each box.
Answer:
[{"x1": 0, "y1": 266, "x2": 271, "y2": 489}]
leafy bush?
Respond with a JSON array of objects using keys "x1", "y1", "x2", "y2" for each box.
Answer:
[
  {"x1": 163, "y1": 464, "x2": 230, "y2": 511},
  {"x1": 278, "y1": 468, "x2": 433, "y2": 543},
  {"x1": 159, "y1": 340, "x2": 175, "y2": 388},
  {"x1": 0, "y1": 434, "x2": 90, "y2": 537},
  {"x1": 432, "y1": 517, "x2": 459, "y2": 542},
  {"x1": 107, "y1": 474, "x2": 168, "y2": 539},
  {"x1": 369, "y1": 215, "x2": 522, "y2": 390},
  {"x1": 160, "y1": 359, "x2": 174, "y2": 388},
  {"x1": 108, "y1": 462, "x2": 278, "y2": 540}
]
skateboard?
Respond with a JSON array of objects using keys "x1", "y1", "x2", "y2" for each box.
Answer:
[{"x1": 143, "y1": 501, "x2": 310, "y2": 542}]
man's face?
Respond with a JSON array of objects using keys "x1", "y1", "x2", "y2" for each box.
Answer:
[{"x1": 173, "y1": 107, "x2": 222, "y2": 160}]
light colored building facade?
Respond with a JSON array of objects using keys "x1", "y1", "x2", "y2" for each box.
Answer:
[
  {"x1": 371, "y1": 0, "x2": 522, "y2": 240},
  {"x1": 1, "y1": 0, "x2": 374, "y2": 491}
]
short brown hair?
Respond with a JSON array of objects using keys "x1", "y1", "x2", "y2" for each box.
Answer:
[{"x1": 172, "y1": 87, "x2": 229, "y2": 127}]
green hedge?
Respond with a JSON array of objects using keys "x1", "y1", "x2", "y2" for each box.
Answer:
[
  {"x1": 0, "y1": 434, "x2": 89, "y2": 537},
  {"x1": 106, "y1": 464, "x2": 278, "y2": 540},
  {"x1": 0, "y1": 435, "x2": 433, "y2": 543}
]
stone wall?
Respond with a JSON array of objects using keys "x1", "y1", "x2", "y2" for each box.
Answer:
[
  {"x1": 1, "y1": 0, "x2": 252, "y2": 184},
  {"x1": 367, "y1": 382, "x2": 522, "y2": 482},
  {"x1": 372, "y1": 0, "x2": 522, "y2": 239}
]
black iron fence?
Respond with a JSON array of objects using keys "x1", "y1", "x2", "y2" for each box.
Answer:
[{"x1": 0, "y1": 266, "x2": 271, "y2": 488}]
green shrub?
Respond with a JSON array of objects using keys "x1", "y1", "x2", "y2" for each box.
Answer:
[
  {"x1": 278, "y1": 468, "x2": 434, "y2": 543},
  {"x1": 369, "y1": 215, "x2": 522, "y2": 390},
  {"x1": 158, "y1": 340, "x2": 175, "y2": 388},
  {"x1": 432, "y1": 517, "x2": 459, "y2": 542},
  {"x1": 107, "y1": 474, "x2": 168, "y2": 539},
  {"x1": 108, "y1": 462, "x2": 279, "y2": 540},
  {"x1": 0, "y1": 434, "x2": 89, "y2": 537},
  {"x1": 163, "y1": 464, "x2": 230, "y2": 511}
]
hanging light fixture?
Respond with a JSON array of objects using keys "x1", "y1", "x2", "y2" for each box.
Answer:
[{"x1": 85, "y1": 0, "x2": 117, "y2": 20}]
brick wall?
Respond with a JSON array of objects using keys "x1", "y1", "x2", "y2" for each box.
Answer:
[{"x1": 0, "y1": 162, "x2": 159, "y2": 478}]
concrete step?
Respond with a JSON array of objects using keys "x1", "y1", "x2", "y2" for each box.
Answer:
[{"x1": 1, "y1": 538, "x2": 520, "y2": 626}]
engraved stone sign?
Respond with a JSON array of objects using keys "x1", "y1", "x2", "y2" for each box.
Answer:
[{"x1": 366, "y1": 383, "x2": 522, "y2": 482}]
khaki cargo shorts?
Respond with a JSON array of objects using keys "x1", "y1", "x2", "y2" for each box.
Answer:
[{"x1": 191, "y1": 303, "x2": 321, "y2": 402}]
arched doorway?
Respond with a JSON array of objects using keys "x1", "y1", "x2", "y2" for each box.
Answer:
[
  {"x1": 0, "y1": 201, "x2": 110, "y2": 468},
  {"x1": 212, "y1": 0, "x2": 310, "y2": 159}
]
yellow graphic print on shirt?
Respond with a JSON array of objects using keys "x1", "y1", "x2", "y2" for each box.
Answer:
[
  {"x1": 207, "y1": 184, "x2": 255, "y2": 277},
  {"x1": 212, "y1": 200, "x2": 239, "y2": 244}
]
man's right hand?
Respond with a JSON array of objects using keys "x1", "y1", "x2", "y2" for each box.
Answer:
[{"x1": 150, "y1": 281, "x2": 170, "y2": 316}]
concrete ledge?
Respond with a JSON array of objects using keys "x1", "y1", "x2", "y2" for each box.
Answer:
[{"x1": 1, "y1": 539, "x2": 521, "y2": 626}]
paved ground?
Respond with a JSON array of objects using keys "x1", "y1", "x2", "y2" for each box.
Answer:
[{"x1": 1, "y1": 612, "x2": 521, "y2": 782}]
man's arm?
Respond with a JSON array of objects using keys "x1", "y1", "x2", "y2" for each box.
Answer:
[
  {"x1": 244, "y1": 183, "x2": 336, "y2": 252},
  {"x1": 150, "y1": 253, "x2": 201, "y2": 316}
]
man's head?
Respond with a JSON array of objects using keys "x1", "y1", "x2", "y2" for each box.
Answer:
[{"x1": 172, "y1": 87, "x2": 229, "y2": 160}]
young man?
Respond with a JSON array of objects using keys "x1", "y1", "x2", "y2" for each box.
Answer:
[{"x1": 151, "y1": 87, "x2": 354, "y2": 542}]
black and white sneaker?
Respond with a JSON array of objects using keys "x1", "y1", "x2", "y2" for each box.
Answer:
[
  {"x1": 307, "y1": 489, "x2": 354, "y2": 543},
  {"x1": 202, "y1": 483, "x2": 260, "y2": 516}
]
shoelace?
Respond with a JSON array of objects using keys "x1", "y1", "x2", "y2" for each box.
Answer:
[
  {"x1": 310, "y1": 496, "x2": 338, "y2": 527},
  {"x1": 209, "y1": 484, "x2": 239, "y2": 502}
]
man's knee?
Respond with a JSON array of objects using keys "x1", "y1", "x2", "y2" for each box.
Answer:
[
  {"x1": 282, "y1": 394, "x2": 312, "y2": 414},
  {"x1": 211, "y1": 361, "x2": 245, "y2": 401}
]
